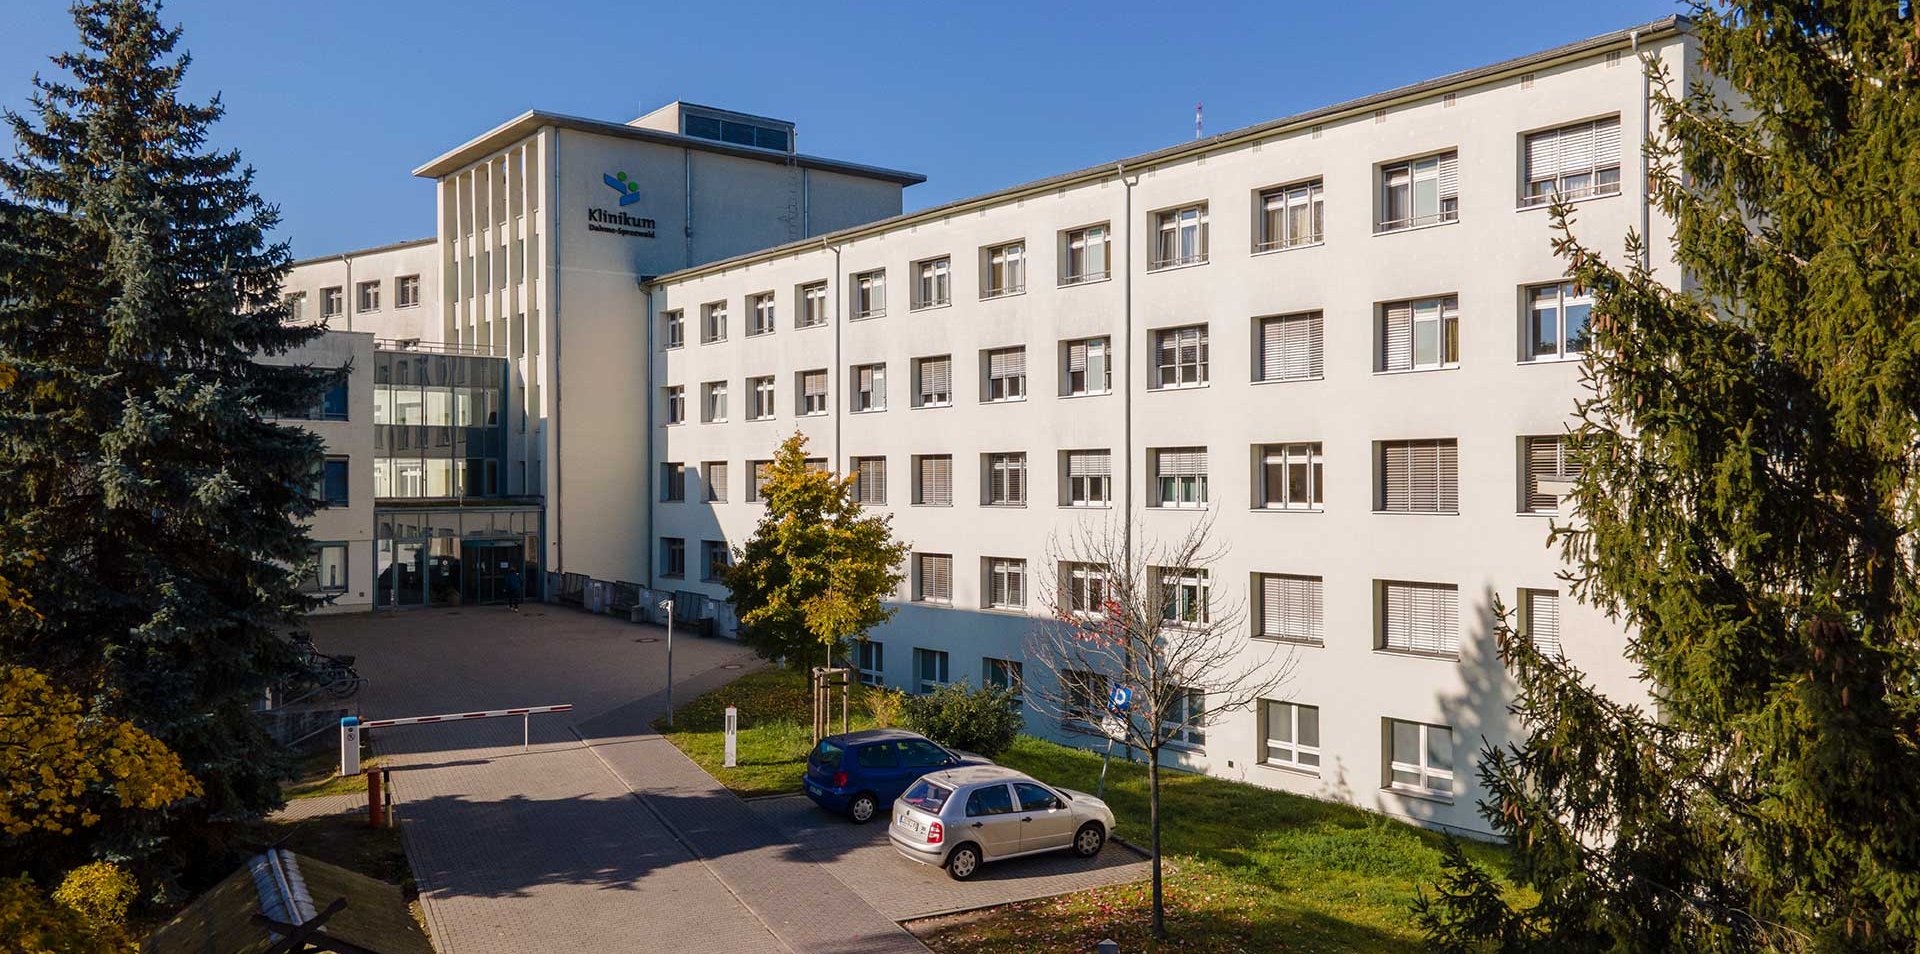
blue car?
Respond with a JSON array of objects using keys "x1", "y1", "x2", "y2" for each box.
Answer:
[{"x1": 804, "y1": 728, "x2": 991, "y2": 823}]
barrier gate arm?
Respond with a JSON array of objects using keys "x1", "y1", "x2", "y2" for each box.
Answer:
[{"x1": 339, "y1": 704, "x2": 574, "y2": 776}]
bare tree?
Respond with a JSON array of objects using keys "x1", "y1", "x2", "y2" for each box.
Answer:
[{"x1": 1026, "y1": 513, "x2": 1294, "y2": 939}]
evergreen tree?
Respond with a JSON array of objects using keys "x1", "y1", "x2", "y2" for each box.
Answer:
[
  {"x1": 725, "y1": 432, "x2": 907, "y2": 666},
  {"x1": 1417, "y1": 5, "x2": 1920, "y2": 951},
  {"x1": 0, "y1": 0, "x2": 328, "y2": 866}
]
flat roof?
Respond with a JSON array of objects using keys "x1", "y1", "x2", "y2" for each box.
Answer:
[
  {"x1": 651, "y1": 16, "x2": 1686, "y2": 286},
  {"x1": 289, "y1": 236, "x2": 436, "y2": 268},
  {"x1": 411, "y1": 109, "x2": 926, "y2": 184}
]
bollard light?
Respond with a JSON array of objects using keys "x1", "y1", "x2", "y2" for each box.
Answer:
[{"x1": 658, "y1": 599, "x2": 675, "y2": 727}]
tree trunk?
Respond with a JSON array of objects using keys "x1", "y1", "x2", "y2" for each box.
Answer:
[{"x1": 1149, "y1": 746, "x2": 1165, "y2": 938}]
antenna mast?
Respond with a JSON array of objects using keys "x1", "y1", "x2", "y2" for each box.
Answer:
[{"x1": 1194, "y1": 102, "x2": 1203, "y2": 139}]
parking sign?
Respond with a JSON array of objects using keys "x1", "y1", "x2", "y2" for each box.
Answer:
[{"x1": 1108, "y1": 685, "x2": 1132, "y2": 713}]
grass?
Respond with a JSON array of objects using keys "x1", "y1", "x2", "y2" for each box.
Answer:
[
  {"x1": 283, "y1": 745, "x2": 383, "y2": 800},
  {"x1": 658, "y1": 666, "x2": 1521, "y2": 953}
]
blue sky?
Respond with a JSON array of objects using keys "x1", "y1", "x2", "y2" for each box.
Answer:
[{"x1": 3, "y1": 0, "x2": 1679, "y2": 258}]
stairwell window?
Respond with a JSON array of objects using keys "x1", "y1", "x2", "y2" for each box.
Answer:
[
  {"x1": 1377, "y1": 580, "x2": 1460, "y2": 657},
  {"x1": 914, "y1": 555, "x2": 953, "y2": 605},
  {"x1": 1257, "y1": 312, "x2": 1324, "y2": 382},
  {"x1": 1525, "y1": 282, "x2": 1590, "y2": 361},
  {"x1": 1153, "y1": 325, "x2": 1208, "y2": 388},
  {"x1": 1377, "y1": 152, "x2": 1459, "y2": 232},
  {"x1": 913, "y1": 455, "x2": 953, "y2": 506},
  {"x1": 1062, "y1": 224, "x2": 1110, "y2": 284},
  {"x1": 1062, "y1": 337, "x2": 1111, "y2": 396},
  {"x1": 1377, "y1": 439, "x2": 1459, "y2": 513},
  {"x1": 1152, "y1": 447, "x2": 1208, "y2": 508},
  {"x1": 798, "y1": 369, "x2": 829, "y2": 416},
  {"x1": 913, "y1": 257, "x2": 951, "y2": 309},
  {"x1": 1522, "y1": 435, "x2": 1580, "y2": 513},
  {"x1": 1521, "y1": 116, "x2": 1622, "y2": 206},
  {"x1": 852, "y1": 269, "x2": 886, "y2": 318},
  {"x1": 850, "y1": 363, "x2": 887, "y2": 412},
  {"x1": 1151, "y1": 203, "x2": 1209, "y2": 270},
  {"x1": 984, "y1": 452, "x2": 1027, "y2": 506},
  {"x1": 1378, "y1": 297, "x2": 1459, "y2": 372},
  {"x1": 1259, "y1": 443, "x2": 1322, "y2": 510},
  {"x1": 1063, "y1": 450, "x2": 1112, "y2": 507},
  {"x1": 852, "y1": 456, "x2": 887, "y2": 506},
  {"x1": 1521, "y1": 589, "x2": 1563, "y2": 659},
  {"x1": 748, "y1": 291, "x2": 776, "y2": 336},
  {"x1": 1256, "y1": 180, "x2": 1324, "y2": 251},
  {"x1": 749, "y1": 376, "x2": 776, "y2": 420},
  {"x1": 983, "y1": 241, "x2": 1026, "y2": 298},
  {"x1": 1262, "y1": 701, "x2": 1320, "y2": 771},
  {"x1": 1255, "y1": 574, "x2": 1324, "y2": 644},
  {"x1": 914, "y1": 355, "x2": 952, "y2": 408},
  {"x1": 984, "y1": 347, "x2": 1027, "y2": 402},
  {"x1": 1386, "y1": 719, "x2": 1454, "y2": 799},
  {"x1": 986, "y1": 558, "x2": 1026, "y2": 609}
]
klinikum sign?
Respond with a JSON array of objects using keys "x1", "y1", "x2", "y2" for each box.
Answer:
[{"x1": 589, "y1": 171, "x2": 656, "y2": 238}]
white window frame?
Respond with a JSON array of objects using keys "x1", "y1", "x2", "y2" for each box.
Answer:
[
  {"x1": 1061, "y1": 224, "x2": 1110, "y2": 285},
  {"x1": 705, "y1": 462, "x2": 728, "y2": 503},
  {"x1": 1525, "y1": 282, "x2": 1591, "y2": 362},
  {"x1": 1162, "y1": 687, "x2": 1206, "y2": 747},
  {"x1": 660, "y1": 537, "x2": 686, "y2": 578},
  {"x1": 1377, "y1": 152, "x2": 1460, "y2": 232},
  {"x1": 663, "y1": 385, "x2": 685, "y2": 425},
  {"x1": 983, "y1": 657, "x2": 1023, "y2": 700},
  {"x1": 1150, "y1": 203, "x2": 1209, "y2": 270},
  {"x1": 851, "y1": 456, "x2": 886, "y2": 506},
  {"x1": 1152, "y1": 447, "x2": 1208, "y2": 509},
  {"x1": 1522, "y1": 434, "x2": 1580, "y2": 514},
  {"x1": 984, "y1": 452, "x2": 1026, "y2": 506},
  {"x1": 1153, "y1": 325, "x2": 1209, "y2": 389},
  {"x1": 702, "y1": 381, "x2": 728, "y2": 423},
  {"x1": 1259, "y1": 442, "x2": 1323, "y2": 510},
  {"x1": 1158, "y1": 568, "x2": 1210, "y2": 627},
  {"x1": 702, "y1": 301, "x2": 728, "y2": 343},
  {"x1": 1062, "y1": 562, "x2": 1110, "y2": 617},
  {"x1": 1256, "y1": 180, "x2": 1324, "y2": 251},
  {"x1": 914, "y1": 355, "x2": 952, "y2": 408},
  {"x1": 749, "y1": 376, "x2": 776, "y2": 420},
  {"x1": 310, "y1": 542, "x2": 348, "y2": 593},
  {"x1": 287, "y1": 291, "x2": 308, "y2": 322},
  {"x1": 1520, "y1": 588, "x2": 1563, "y2": 659},
  {"x1": 913, "y1": 257, "x2": 951, "y2": 309},
  {"x1": 396, "y1": 275, "x2": 421, "y2": 308},
  {"x1": 850, "y1": 362, "x2": 887, "y2": 412},
  {"x1": 746, "y1": 460, "x2": 771, "y2": 503},
  {"x1": 856, "y1": 641, "x2": 884, "y2": 686},
  {"x1": 748, "y1": 291, "x2": 777, "y2": 336},
  {"x1": 662, "y1": 310, "x2": 684, "y2": 349},
  {"x1": 798, "y1": 281, "x2": 829, "y2": 328},
  {"x1": 1262, "y1": 700, "x2": 1321, "y2": 772},
  {"x1": 1257, "y1": 312, "x2": 1325, "y2": 382},
  {"x1": 1386, "y1": 719, "x2": 1455, "y2": 799},
  {"x1": 914, "y1": 647, "x2": 951, "y2": 693},
  {"x1": 1378, "y1": 296, "x2": 1460, "y2": 372},
  {"x1": 356, "y1": 279, "x2": 381, "y2": 312},
  {"x1": 798, "y1": 369, "x2": 829, "y2": 416},
  {"x1": 660, "y1": 462, "x2": 686, "y2": 502},
  {"x1": 1063, "y1": 337, "x2": 1112, "y2": 396},
  {"x1": 1521, "y1": 116, "x2": 1623, "y2": 207},
  {"x1": 1256, "y1": 573, "x2": 1324, "y2": 643},
  {"x1": 913, "y1": 455, "x2": 953, "y2": 507},
  {"x1": 914, "y1": 553, "x2": 953, "y2": 604},
  {"x1": 702, "y1": 540, "x2": 730, "y2": 581},
  {"x1": 985, "y1": 557, "x2": 1025, "y2": 609},
  {"x1": 983, "y1": 241, "x2": 1026, "y2": 298},
  {"x1": 321, "y1": 286, "x2": 343, "y2": 318},
  {"x1": 984, "y1": 347, "x2": 1027, "y2": 403},
  {"x1": 1377, "y1": 580, "x2": 1461, "y2": 657},
  {"x1": 852, "y1": 269, "x2": 886, "y2": 318},
  {"x1": 1377, "y1": 439, "x2": 1460, "y2": 513},
  {"x1": 1063, "y1": 450, "x2": 1112, "y2": 508}
]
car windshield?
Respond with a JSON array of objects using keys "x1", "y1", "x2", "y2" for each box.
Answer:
[
  {"x1": 902, "y1": 779, "x2": 952, "y2": 813},
  {"x1": 808, "y1": 739, "x2": 843, "y2": 770}
]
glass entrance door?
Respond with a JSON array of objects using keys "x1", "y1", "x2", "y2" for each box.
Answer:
[{"x1": 462, "y1": 540, "x2": 522, "y2": 604}]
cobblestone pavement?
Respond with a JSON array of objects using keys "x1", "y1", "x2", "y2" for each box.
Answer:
[
  {"x1": 747, "y1": 794, "x2": 1152, "y2": 920},
  {"x1": 268, "y1": 793, "x2": 364, "y2": 822}
]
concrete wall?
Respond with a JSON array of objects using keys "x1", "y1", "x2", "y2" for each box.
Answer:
[
  {"x1": 286, "y1": 240, "x2": 440, "y2": 341},
  {"x1": 258, "y1": 330, "x2": 378, "y2": 613}
]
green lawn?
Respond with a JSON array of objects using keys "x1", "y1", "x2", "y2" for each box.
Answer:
[
  {"x1": 283, "y1": 745, "x2": 381, "y2": 800},
  {"x1": 658, "y1": 666, "x2": 1519, "y2": 953}
]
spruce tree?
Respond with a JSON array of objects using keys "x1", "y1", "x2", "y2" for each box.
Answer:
[
  {"x1": 0, "y1": 0, "x2": 328, "y2": 866},
  {"x1": 1417, "y1": 4, "x2": 1920, "y2": 951}
]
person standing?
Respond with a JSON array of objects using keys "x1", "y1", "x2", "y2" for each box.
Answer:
[{"x1": 504, "y1": 568, "x2": 524, "y2": 611}]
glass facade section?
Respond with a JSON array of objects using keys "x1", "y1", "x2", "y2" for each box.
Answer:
[{"x1": 372, "y1": 351, "x2": 511, "y2": 500}]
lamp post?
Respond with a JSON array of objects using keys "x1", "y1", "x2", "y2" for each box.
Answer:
[{"x1": 659, "y1": 599, "x2": 675, "y2": 727}]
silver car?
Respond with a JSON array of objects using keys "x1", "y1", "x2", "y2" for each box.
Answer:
[{"x1": 887, "y1": 764, "x2": 1116, "y2": 880}]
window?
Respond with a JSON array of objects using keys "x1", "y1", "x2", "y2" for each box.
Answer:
[
  {"x1": 983, "y1": 241, "x2": 1025, "y2": 298},
  {"x1": 1063, "y1": 670, "x2": 1109, "y2": 724},
  {"x1": 914, "y1": 648, "x2": 951, "y2": 693},
  {"x1": 1064, "y1": 450, "x2": 1112, "y2": 507},
  {"x1": 913, "y1": 257, "x2": 950, "y2": 309},
  {"x1": 1378, "y1": 439, "x2": 1459, "y2": 512},
  {"x1": 317, "y1": 457, "x2": 349, "y2": 507},
  {"x1": 1063, "y1": 562, "x2": 1109, "y2": 616},
  {"x1": 1523, "y1": 435, "x2": 1581, "y2": 513},
  {"x1": 984, "y1": 347, "x2": 1026, "y2": 402},
  {"x1": 914, "y1": 554, "x2": 953, "y2": 604},
  {"x1": 1521, "y1": 589, "x2": 1563, "y2": 659},
  {"x1": 396, "y1": 275, "x2": 421, "y2": 308},
  {"x1": 1522, "y1": 116, "x2": 1622, "y2": 206},
  {"x1": 986, "y1": 557, "x2": 1025, "y2": 608},
  {"x1": 749, "y1": 376, "x2": 775, "y2": 420},
  {"x1": 798, "y1": 369, "x2": 829, "y2": 416},
  {"x1": 1379, "y1": 296, "x2": 1460, "y2": 371},
  {"x1": 984, "y1": 658, "x2": 1023, "y2": 700},
  {"x1": 1387, "y1": 719, "x2": 1454, "y2": 798},
  {"x1": 851, "y1": 456, "x2": 886, "y2": 506},
  {"x1": 914, "y1": 356, "x2": 952, "y2": 408},
  {"x1": 985, "y1": 452, "x2": 1026, "y2": 506},
  {"x1": 1062, "y1": 224, "x2": 1110, "y2": 284},
  {"x1": 1151, "y1": 203, "x2": 1209, "y2": 269},
  {"x1": 852, "y1": 269, "x2": 886, "y2": 318},
  {"x1": 702, "y1": 301, "x2": 728, "y2": 343},
  {"x1": 913, "y1": 455, "x2": 952, "y2": 506},
  {"x1": 1159, "y1": 569, "x2": 1210, "y2": 626},
  {"x1": 1526, "y1": 282, "x2": 1591, "y2": 361},
  {"x1": 1260, "y1": 443, "x2": 1323, "y2": 509},
  {"x1": 705, "y1": 461, "x2": 728, "y2": 502},
  {"x1": 1262, "y1": 701, "x2": 1321, "y2": 771},
  {"x1": 317, "y1": 380, "x2": 349, "y2": 421},
  {"x1": 703, "y1": 541, "x2": 730, "y2": 581},
  {"x1": 966, "y1": 784, "x2": 1016, "y2": 817},
  {"x1": 702, "y1": 381, "x2": 728, "y2": 423},
  {"x1": 1152, "y1": 447, "x2": 1208, "y2": 508},
  {"x1": 1162, "y1": 687, "x2": 1206, "y2": 746},
  {"x1": 307, "y1": 543, "x2": 348, "y2": 593},
  {"x1": 663, "y1": 385, "x2": 685, "y2": 425},
  {"x1": 856, "y1": 640, "x2": 884, "y2": 686},
  {"x1": 1256, "y1": 574, "x2": 1324, "y2": 643},
  {"x1": 1258, "y1": 312, "x2": 1324, "y2": 382},
  {"x1": 1063, "y1": 337, "x2": 1111, "y2": 395},
  {"x1": 287, "y1": 291, "x2": 307, "y2": 321},
  {"x1": 1153, "y1": 325, "x2": 1208, "y2": 388},
  {"x1": 1257, "y1": 180, "x2": 1324, "y2": 251},
  {"x1": 1378, "y1": 152, "x2": 1459, "y2": 231},
  {"x1": 747, "y1": 460, "x2": 771, "y2": 502},
  {"x1": 1379, "y1": 580, "x2": 1460, "y2": 656},
  {"x1": 662, "y1": 310, "x2": 684, "y2": 349},
  {"x1": 748, "y1": 292, "x2": 776, "y2": 336},
  {"x1": 850, "y1": 363, "x2": 886, "y2": 412},
  {"x1": 798, "y1": 281, "x2": 828, "y2": 327},
  {"x1": 660, "y1": 463, "x2": 686, "y2": 502},
  {"x1": 356, "y1": 280, "x2": 381, "y2": 312},
  {"x1": 660, "y1": 537, "x2": 686, "y2": 578},
  {"x1": 321, "y1": 286, "x2": 343, "y2": 319}
]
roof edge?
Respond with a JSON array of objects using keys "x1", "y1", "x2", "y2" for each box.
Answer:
[{"x1": 289, "y1": 236, "x2": 437, "y2": 268}]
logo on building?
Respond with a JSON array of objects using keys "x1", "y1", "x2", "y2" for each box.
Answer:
[{"x1": 603, "y1": 171, "x2": 642, "y2": 207}]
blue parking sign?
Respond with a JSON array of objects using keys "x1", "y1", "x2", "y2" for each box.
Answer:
[{"x1": 1108, "y1": 685, "x2": 1132, "y2": 712}]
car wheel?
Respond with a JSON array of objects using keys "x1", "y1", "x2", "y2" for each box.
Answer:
[
  {"x1": 848, "y1": 793, "x2": 878, "y2": 824},
  {"x1": 1073, "y1": 823, "x2": 1106, "y2": 857},
  {"x1": 946, "y1": 844, "x2": 981, "y2": 881}
]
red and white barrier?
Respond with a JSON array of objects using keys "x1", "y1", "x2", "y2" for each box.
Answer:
[{"x1": 340, "y1": 704, "x2": 573, "y2": 775}]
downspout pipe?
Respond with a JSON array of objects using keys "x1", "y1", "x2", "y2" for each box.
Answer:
[
  {"x1": 1632, "y1": 28, "x2": 1651, "y2": 271},
  {"x1": 825, "y1": 237, "x2": 843, "y2": 468},
  {"x1": 1116, "y1": 162, "x2": 1135, "y2": 571}
]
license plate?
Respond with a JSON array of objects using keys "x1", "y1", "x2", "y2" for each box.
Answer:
[{"x1": 806, "y1": 781, "x2": 821, "y2": 795}]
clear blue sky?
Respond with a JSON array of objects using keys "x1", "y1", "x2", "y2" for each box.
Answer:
[{"x1": 3, "y1": 0, "x2": 1679, "y2": 259}]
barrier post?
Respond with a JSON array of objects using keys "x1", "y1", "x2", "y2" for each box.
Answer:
[
  {"x1": 523, "y1": 712, "x2": 530, "y2": 750},
  {"x1": 724, "y1": 706, "x2": 738, "y2": 768},
  {"x1": 339, "y1": 716, "x2": 361, "y2": 777},
  {"x1": 367, "y1": 766, "x2": 384, "y2": 829}
]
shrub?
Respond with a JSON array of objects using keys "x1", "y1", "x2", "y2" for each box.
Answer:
[
  {"x1": 51, "y1": 863, "x2": 136, "y2": 929},
  {"x1": 864, "y1": 687, "x2": 907, "y2": 728},
  {"x1": 902, "y1": 681, "x2": 1023, "y2": 757}
]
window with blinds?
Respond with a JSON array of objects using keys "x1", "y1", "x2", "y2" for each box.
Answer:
[
  {"x1": 1257, "y1": 574, "x2": 1324, "y2": 642},
  {"x1": 1523, "y1": 435, "x2": 1580, "y2": 513},
  {"x1": 1064, "y1": 449, "x2": 1112, "y2": 506},
  {"x1": 1379, "y1": 580, "x2": 1460, "y2": 656},
  {"x1": 1522, "y1": 589, "x2": 1563, "y2": 659},
  {"x1": 798, "y1": 281, "x2": 828, "y2": 327},
  {"x1": 1257, "y1": 180, "x2": 1324, "y2": 251},
  {"x1": 851, "y1": 363, "x2": 886, "y2": 412},
  {"x1": 747, "y1": 460, "x2": 771, "y2": 502},
  {"x1": 1258, "y1": 312, "x2": 1324, "y2": 382},
  {"x1": 915, "y1": 356, "x2": 952, "y2": 407},
  {"x1": 915, "y1": 553, "x2": 953, "y2": 603},
  {"x1": 851, "y1": 456, "x2": 886, "y2": 506},
  {"x1": 985, "y1": 452, "x2": 1026, "y2": 505},
  {"x1": 985, "y1": 347, "x2": 1027, "y2": 402},
  {"x1": 1260, "y1": 443, "x2": 1323, "y2": 509},
  {"x1": 799, "y1": 369, "x2": 829, "y2": 416},
  {"x1": 748, "y1": 291, "x2": 776, "y2": 336},
  {"x1": 1154, "y1": 325, "x2": 1208, "y2": 388},
  {"x1": 1154, "y1": 447, "x2": 1208, "y2": 508},
  {"x1": 852, "y1": 269, "x2": 886, "y2": 318},
  {"x1": 913, "y1": 256, "x2": 950, "y2": 309},
  {"x1": 1522, "y1": 116, "x2": 1622, "y2": 206},
  {"x1": 705, "y1": 461, "x2": 728, "y2": 502},
  {"x1": 986, "y1": 557, "x2": 1025, "y2": 608},
  {"x1": 1377, "y1": 439, "x2": 1458, "y2": 512},
  {"x1": 913, "y1": 455, "x2": 953, "y2": 506},
  {"x1": 1378, "y1": 297, "x2": 1459, "y2": 371},
  {"x1": 1063, "y1": 337, "x2": 1111, "y2": 395},
  {"x1": 1378, "y1": 152, "x2": 1459, "y2": 231}
]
